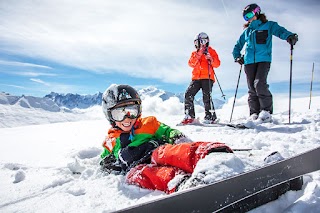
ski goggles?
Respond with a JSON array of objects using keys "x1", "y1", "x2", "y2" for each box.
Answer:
[
  {"x1": 110, "y1": 104, "x2": 140, "y2": 122},
  {"x1": 194, "y1": 38, "x2": 208, "y2": 48},
  {"x1": 243, "y1": 7, "x2": 260, "y2": 21}
]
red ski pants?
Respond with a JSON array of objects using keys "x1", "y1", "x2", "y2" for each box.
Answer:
[{"x1": 126, "y1": 142, "x2": 232, "y2": 193}]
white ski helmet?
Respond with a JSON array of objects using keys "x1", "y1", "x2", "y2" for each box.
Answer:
[
  {"x1": 194, "y1": 32, "x2": 209, "y2": 49},
  {"x1": 102, "y1": 84, "x2": 141, "y2": 125}
]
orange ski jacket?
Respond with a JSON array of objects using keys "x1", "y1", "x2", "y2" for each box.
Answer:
[
  {"x1": 100, "y1": 116, "x2": 182, "y2": 159},
  {"x1": 188, "y1": 46, "x2": 221, "y2": 81}
]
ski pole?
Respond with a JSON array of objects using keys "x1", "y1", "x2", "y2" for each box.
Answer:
[
  {"x1": 204, "y1": 49, "x2": 226, "y2": 102},
  {"x1": 309, "y1": 62, "x2": 314, "y2": 109},
  {"x1": 289, "y1": 44, "x2": 294, "y2": 124},
  {"x1": 207, "y1": 59, "x2": 215, "y2": 113},
  {"x1": 213, "y1": 71, "x2": 226, "y2": 100},
  {"x1": 233, "y1": 148, "x2": 252, "y2": 152},
  {"x1": 206, "y1": 58, "x2": 226, "y2": 100},
  {"x1": 230, "y1": 65, "x2": 243, "y2": 123},
  {"x1": 204, "y1": 48, "x2": 216, "y2": 114}
]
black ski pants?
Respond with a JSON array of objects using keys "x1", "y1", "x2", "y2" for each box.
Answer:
[
  {"x1": 184, "y1": 79, "x2": 215, "y2": 119},
  {"x1": 244, "y1": 62, "x2": 273, "y2": 115}
]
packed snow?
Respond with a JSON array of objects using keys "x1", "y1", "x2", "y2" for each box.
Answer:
[{"x1": 0, "y1": 94, "x2": 319, "y2": 212}]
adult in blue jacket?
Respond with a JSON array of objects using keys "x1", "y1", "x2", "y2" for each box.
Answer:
[{"x1": 232, "y1": 3, "x2": 298, "y2": 122}]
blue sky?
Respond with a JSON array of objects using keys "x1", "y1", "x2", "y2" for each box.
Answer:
[{"x1": 0, "y1": 0, "x2": 319, "y2": 99}]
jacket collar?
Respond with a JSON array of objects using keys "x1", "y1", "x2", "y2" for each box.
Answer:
[{"x1": 249, "y1": 19, "x2": 262, "y2": 30}]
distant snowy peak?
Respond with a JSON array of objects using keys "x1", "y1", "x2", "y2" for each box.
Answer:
[
  {"x1": 0, "y1": 87, "x2": 226, "y2": 112},
  {"x1": 138, "y1": 86, "x2": 181, "y2": 101},
  {"x1": 137, "y1": 86, "x2": 225, "y2": 109},
  {"x1": 45, "y1": 92, "x2": 103, "y2": 109},
  {"x1": 0, "y1": 92, "x2": 19, "y2": 105},
  {"x1": 0, "y1": 93, "x2": 60, "y2": 112}
]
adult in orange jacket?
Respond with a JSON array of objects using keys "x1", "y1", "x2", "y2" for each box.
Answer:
[{"x1": 181, "y1": 32, "x2": 221, "y2": 125}]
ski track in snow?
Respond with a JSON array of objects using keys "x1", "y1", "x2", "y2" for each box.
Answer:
[{"x1": 0, "y1": 96, "x2": 319, "y2": 212}]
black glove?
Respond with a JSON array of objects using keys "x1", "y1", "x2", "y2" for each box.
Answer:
[
  {"x1": 100, "y1": 154, "x2": 122, "y2": 174},
  {"x1": 235, "y1": 57, "x2": 244, "y2": 65},
  {"x1": 118, "y1": 141, "x2": 158, "y2": 171},
  {"x1": 287, "y1": 34, "x2": 298, "y2": 46}
]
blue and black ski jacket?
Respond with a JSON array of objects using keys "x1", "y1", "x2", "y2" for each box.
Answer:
[{"x1": 233, "y1": 19, "x2": 295, "y2": 65}]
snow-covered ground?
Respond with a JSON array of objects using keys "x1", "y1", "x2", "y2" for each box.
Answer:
[{"x1": 0, "y1": 94, "x2": 319, "y2": 212}]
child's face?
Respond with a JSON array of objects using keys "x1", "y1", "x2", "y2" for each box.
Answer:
[{"x1": 115, "y1": 117, "x2": 137, "y2": 132}]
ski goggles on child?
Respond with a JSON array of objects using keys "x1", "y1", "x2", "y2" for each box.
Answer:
[
  {"x1": 243, "y1": 7, "x2": 260, "y2": 21},
  {"x1": 110, "y1": 104, "x2": 140, "y2": 122},
  {"x1": 194, "y1": 38, "x2": 209, "y2": 48}
]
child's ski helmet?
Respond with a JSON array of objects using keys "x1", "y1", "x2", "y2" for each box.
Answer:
[
  {"x1": 102, "y1": 84, "x2": 142, "y2": 124},
  {"x1": 194, "y1": 32, "x2": 209, "y2": 49}
]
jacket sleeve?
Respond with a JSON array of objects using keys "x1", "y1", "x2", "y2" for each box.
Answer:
[
  {"x1": 209, "y1": 48, "x2": 221, "y2": 68},
  {"x1": 188, "y1": 51, "x2": 200, "y2": 68},
  {"x1": 155, "y1": 122, "x2": 184, "y2": 144},
  {"x1": 233, "y1": 31, "x2": 246, "y2": 59},
  {"x1": 100, "y1": 129, "x2": 119, "y2": 159},
  {"x1": 269, "y1": 21, "x2": 294, "y2": 40}
]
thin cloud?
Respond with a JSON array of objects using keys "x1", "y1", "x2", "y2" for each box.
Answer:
[
  {"x1": 0, "y1": 60, "x2": 52, "y2": 69},
  {"x1": 30, "y1": 78, "x2": 50, "y2": 86},
  {"x1": 13, "y1": 71, "x2": 57, "y2": 77},
  {"x1": 0, "y1": 83, "x2": 25, "y2": 89},
  {"x1": 0, "y1": 70, "x2": 58, "y2": 77}
]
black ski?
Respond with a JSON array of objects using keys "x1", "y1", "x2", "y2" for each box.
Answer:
[
  {"x1": 115, "y1": 146, "x2": 320, "y2": 213},
  {"x1": 226, "y1": 123, "x2": 249, "y2": 129}
]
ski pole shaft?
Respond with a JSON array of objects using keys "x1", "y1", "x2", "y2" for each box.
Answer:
[
  {"x1": 207, "y1": 59, "x2": 226, "y2": 100},
  {"x1": 309, "y1": 62, "x2": 314, "y2": 109},
  {"x1": 233, "y1": 148, "x2": 252, "y2": 152},
  {"x1": 230, "y1": 65, "x2": 243, "y2": 123},
  {"x1": 213, "y1": 72, "x2": 226, "y2": 100},
  {"x1": 207, "y1": 60, "x2": 214, "y2": 112},
  {"x1": 289, "y1": 44, "x2": 293, "y2": 124}
]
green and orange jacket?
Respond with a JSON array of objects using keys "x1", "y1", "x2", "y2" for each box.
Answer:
[
  {"x1": 188, "y1": 46, "x2": 221, "y2": 81},
  {"x1": 100, "y1": 116, "x2": 182, "y2": 159}
]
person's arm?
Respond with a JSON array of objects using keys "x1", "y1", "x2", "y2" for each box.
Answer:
[
  {"x1": 232, "y1": 31, "x2": 246, "y2": 60},
  {"x1": 269, "y1": 21, "x2": 298, "y2": 45},
  {"x1": 100, "y1": 129, "x2": 120, "y2": 159},
  {"x1": 155, "y1": 122, "x2": 191, "y2": 144},
  {"x1": 209, "y1": 48, "x2": 221, "y2": 68},
  {"x1": 269, "y1": 21, "x2": 294, "y2": 40},
  {"x1": 188, "y1": 50, "x2": 203, "y2": 68}
]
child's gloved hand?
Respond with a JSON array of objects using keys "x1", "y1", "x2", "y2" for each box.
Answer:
[
  {"x1": 173, "y1": 134, "x2": 193, "y2": 144},
  {"x1": 169, "y1": 132, "x2": 193, "y2": 144},
  {"x1": 100, "y1": 154, "x2": 122, "y2": 174},
  {"x1": 205, "y1": 54, "x2": 214, "y2": 63}
]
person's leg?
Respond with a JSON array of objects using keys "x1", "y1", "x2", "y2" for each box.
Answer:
[
  {"x1": 201, "y1": 79, "x2": 216, "y2": 120},
  {"x1": 184, "y1": 80, "x2": 201, "y2": 118},
  {"x1": 151, "y1": 142, "x2": 233, "y2": 174},
  {"x1": 126, "y1": 164, "x2": 184, "y2": 193},
  {"x1": 244, "y1": 64, "x2": 260, "y2": 115},
  {"x1": 255, "y1": 62, "x2": 273, "y2": 114}
]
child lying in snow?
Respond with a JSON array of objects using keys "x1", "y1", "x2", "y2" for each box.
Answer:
[{"x1": 99, "y1": 84, "x2": 233, "y2": 193}]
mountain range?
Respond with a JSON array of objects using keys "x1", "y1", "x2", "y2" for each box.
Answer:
[{"x1": 0, "y1": 86, "x2": 225, "y2": 112}]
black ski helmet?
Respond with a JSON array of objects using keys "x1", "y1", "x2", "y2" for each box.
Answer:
[
  {"x1": 243, "y1": 3, "x2": 261, "y2": 20},
  {"x1": 194, "y1": 32, "x2": 209, "y2": 49},
  {"x1": 102, "y1": 84, "x2": 142, "y2": 124}
]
